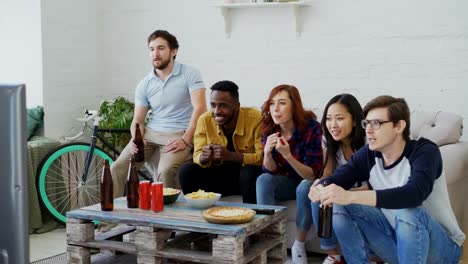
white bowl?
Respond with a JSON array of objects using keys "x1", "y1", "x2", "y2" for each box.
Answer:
[{"x1": 184, "y1": 193, "x2": 221, "y2": 209}]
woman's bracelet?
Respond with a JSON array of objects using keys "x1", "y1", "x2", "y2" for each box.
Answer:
[{"x1": 180, "y1": 137, "x2": 191, "y2": 147}]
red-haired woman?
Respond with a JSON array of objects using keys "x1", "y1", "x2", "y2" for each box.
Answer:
[{"x1": 256, "y1": 85, "x2": 323, "y2": 263}]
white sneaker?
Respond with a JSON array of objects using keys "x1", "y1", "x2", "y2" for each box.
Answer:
[
  {"x1": 291, "y1": 241, "x2": 308, "y2": 264},
  {"x1": 322, "y1": 255, "x2": 344, "y2": 264}
]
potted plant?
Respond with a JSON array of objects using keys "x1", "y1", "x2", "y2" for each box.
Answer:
[{"x1": 98, "y1": 96, "x2": 134, "y2": 152}]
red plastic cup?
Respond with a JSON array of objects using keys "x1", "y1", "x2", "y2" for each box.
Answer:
[
  {"x1": 139, "y1": 180, "x2": 151, "y2": 210},
  {"x1": 151, "y1": 182, "x2": 164, "y2": 212}
]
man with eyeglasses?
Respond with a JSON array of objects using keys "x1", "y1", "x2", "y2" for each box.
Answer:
[{"x1": 309, "y1": 95, "x2": 464, "y2": 263}]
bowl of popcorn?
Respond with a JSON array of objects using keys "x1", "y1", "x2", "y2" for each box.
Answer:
[
  {"x1": 184, "y1": 190, "x2": 221, "y2": 209},
  {"x1": 163, "y1": 187, "x2": 181, "y2": 204}
]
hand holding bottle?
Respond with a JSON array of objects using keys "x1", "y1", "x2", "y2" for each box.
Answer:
[{"x1": 308, "y1": 179, "x2": 323, "y2": 203}]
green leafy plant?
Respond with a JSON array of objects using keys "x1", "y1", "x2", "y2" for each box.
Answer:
[{"x1": 98, "y1": 96, "x2": 134, "y2": 151}]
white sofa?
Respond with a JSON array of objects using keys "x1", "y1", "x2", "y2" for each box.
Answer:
[{"x1": 222, "y1": 110, "x2": 468, "y2": 255}]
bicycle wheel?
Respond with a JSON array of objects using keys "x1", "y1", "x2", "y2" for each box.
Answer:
[{"x1": 37, "y1": 142, "x2": 113, "y2": 223}]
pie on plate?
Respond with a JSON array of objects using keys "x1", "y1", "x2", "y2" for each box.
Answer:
[{"x1": 202, "y1": 206, "x2": 256, "y2": 224}]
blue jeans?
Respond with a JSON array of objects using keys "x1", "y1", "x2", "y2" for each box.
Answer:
[
  {"x1": 333, "y1": 204, "x2": 461, "y2": 264},
  {"x1": 256, "y1": 173, "x2": 308, "y2": 230},
  {"x1": 296, "y1": 180, "x2": 313, "y2": 232},
  {"x1": 311, "y1": 200, "x2": 339, "y2": 250}
]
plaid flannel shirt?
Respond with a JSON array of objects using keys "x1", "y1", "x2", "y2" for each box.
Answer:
[{"x1": 261, "y1": 118, "x2": 323, "y2": 181}]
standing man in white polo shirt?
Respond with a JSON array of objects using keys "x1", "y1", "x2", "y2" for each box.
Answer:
[{"x1": 111, "y1": 30, "x2": 207, "y2": 196}]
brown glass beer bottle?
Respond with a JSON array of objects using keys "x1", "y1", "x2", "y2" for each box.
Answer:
[
  {"x1": 126, "y1": 158, "x2": 139, "y2": 208},
  {"x1": 318, "y1": 180, "x2": 333, "y2": 238},
  {"x1": 100, "y1": 160, "x2": 114, "y2": 211},
  {"x1": 134, "y1": 123, "x2": 145, "y2": 162}
]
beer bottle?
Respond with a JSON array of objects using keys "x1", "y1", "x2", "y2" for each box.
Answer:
[
  {"x1": 134, "y1": 123, "x2": 145, "y2": 162},
  {"x1": 100, "y1": 160, "x2": 113, "y2": 211},
  {"x1": 126, "y1": 158, "x2": 139, "y2": 208},
  {"x1": 318, "y1": 180, "x2": 332, "y2": 238}
]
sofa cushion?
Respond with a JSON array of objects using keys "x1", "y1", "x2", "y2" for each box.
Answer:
[
  {"x1": 27, "y1": 106, "x2": 44, "y2": 140},
  {"x1": 410, "y1": 111, "x2": 463, "y2": 146}
]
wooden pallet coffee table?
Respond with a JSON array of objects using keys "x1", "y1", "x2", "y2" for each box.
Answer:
[{"x1": 66, "y1": 198, "x2": 287, "y2": 264}]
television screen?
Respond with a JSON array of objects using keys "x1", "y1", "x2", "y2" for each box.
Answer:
[{"x1": 0, "y1": 84, "x2": 29, "y2": 264}]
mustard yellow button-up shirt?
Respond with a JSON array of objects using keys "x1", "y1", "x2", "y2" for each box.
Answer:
[{"x1": 193, "y1": 107, "x2": 263, "y2": 167}]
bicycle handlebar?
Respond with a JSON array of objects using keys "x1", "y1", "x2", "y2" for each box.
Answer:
[
  {"x1": 63, "y1": 110, "x2": 99, "y2": 141},
  {"x1": 77, "y1": 110, "x2": 99, "y2": 123},
  {"x1": 63, "y1": 109, "x2": 131, "y2": 141}
]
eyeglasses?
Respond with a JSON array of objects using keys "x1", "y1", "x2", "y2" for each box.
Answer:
[{"x1": 361, "y1": 119, "x2": 393, "y2": 130}]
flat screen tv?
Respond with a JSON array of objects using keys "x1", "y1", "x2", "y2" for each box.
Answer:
[{"x1": 0, "y1": 84, "x2": 29, "y2": 264}]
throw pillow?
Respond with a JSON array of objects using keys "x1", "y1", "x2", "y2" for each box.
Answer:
[
  {"x1": 27, "y1": 106, "x2": 44, "y2": 140},
  {"x1": 410, "y1": 111, "x2": 463, "y2": 146}
]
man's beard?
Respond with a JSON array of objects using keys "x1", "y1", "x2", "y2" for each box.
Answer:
[{"x1": 154, "y1": 57, "x2": 171, "y2": 70}]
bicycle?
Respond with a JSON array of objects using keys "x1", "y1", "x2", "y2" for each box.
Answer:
[{"x1": 37, "y1": 109, "x2": 151, "y2": 224}]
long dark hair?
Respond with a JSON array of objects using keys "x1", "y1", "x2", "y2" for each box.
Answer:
[
  {"x1": 321, "y1": 94, "x2": 365, "y2": 173},
  {"x1": 261, "y1": 84, "x2": 317, "y2": 135}
]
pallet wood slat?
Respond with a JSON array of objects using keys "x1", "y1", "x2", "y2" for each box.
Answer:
[
  {"x1": 249, "y1": 251, "x2": 267, "y2": 264},
  {"x1": 241, "y1": 237, "x2": 281, "y2": 263},
  {"x1": 66, "y1": 245, "x2": 90, "y2": 264},
  {"x1": 137, "y1": 253, "x2": 162, "y2": 264},
  {"x1": 70, "y1": 240, "x2": 136, "y2": 254},
  {"x1": 260, "y1": 219, "x2": 287, "y2": 262},
  {"x1": 66, "y1": 218, "x2": 90, "y2": 224},
  {"x1": 136, "y1": 226, "x2": 158, "y2": 232},
  {"x1": 212, "y1": 235, "x2": 245, "y2": 261},
  {"x1": 165, "y1": 232, "x2": 211, "y2": 250},
  {"x1": 66, "y1": 222, "x2": 94, "y2": 243},
  {"x1": 95, "y1": 225, "x2": 136, "y2": 241},
  {"x1": 135, "y1": 229, "x2": 172, "y2": 251}
]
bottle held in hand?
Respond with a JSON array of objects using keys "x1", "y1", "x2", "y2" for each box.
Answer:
[
  {"x1": 134, "y1": 123, "x2": 145, "y2": 162},
  {"x1": 126, "y1": 158, "x2": 139, "y2": 208},
  {"x1": 100, "y1": 160, "x2": 114, "y2": 211},
  {"x1": 318, "y1": 180, "x2": 332, "y2": 238}
]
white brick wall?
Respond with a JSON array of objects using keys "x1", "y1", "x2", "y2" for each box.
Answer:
[
  {"x1": 0, "y1": 0, "x2": 43, "y2": 107},
  {"x1": 42, "y1": 0, "x2": 103, "y2": 137},
  {"x1": 42, "y1": 0, "x2": 468, "y2": 139}
]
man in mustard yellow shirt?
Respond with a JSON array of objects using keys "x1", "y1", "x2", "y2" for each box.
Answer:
[{"x1": 178, "y1": 80, "x2": 263, "y2": 203}]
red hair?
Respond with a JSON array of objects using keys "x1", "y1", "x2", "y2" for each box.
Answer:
[{"x1": 261, "y1": 84, "x2": 317, "y2": 134}]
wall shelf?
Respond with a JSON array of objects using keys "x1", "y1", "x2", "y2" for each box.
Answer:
[{"x1": 215, "y1": 1, "x2": 309, "y2": 38}]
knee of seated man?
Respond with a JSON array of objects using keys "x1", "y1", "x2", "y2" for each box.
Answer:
[
  {"x1": 333, "y1": 204, "x2": 357, "y2": 223},
  {"x1": 334, "y1": 204, "x2": 367, "y2": 220},
  {"x1": 394, "y1": 208, "x2": 423, "y2": 228},
  {"x1": 158, "y1": 164, "x2": 179, "y2": 176}
]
